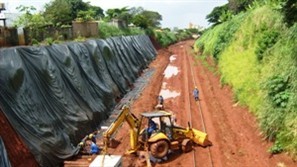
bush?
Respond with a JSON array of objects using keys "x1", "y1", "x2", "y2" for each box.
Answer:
[
  {"x1": 98, "y1": 22, "x2": 145, "y2": 39},
  {"x1": 31, "y1": 38, "x2": 39, "y2": 45},
  {"x1": 196, "y1": 42, "x2": 204, "y2": 53},
  {"x1": 154, "y1": 30, "x2": 177, "y2": 47},
  {"x1": 264, "y1": 76, "x2": 290, "y2": 108},
  {"x1": 44, "y1": 37, "x2": 54, "y2": 45},
  {"x1": 269, "y1": 140, "x2": 283, "y2": 154},
  {"x1": 258, "y1": 23, "x2": 297, "y2": 158},
  {"x1": 255, "y1": 30, "x2": 279, "y2": 61},
  {"x1": 175, "y1": 29, "x2": 193, "y2": 41},
  {"x1": 123, "y1": 27, "x2": 145, "y2": 35},
  {"x1": 98, "y1": 22, "x2": 125, "y2": 39}
]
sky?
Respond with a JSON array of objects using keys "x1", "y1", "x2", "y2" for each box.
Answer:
[{"x1": 0, "y1": 0, "x2": 228, "y2": 29}]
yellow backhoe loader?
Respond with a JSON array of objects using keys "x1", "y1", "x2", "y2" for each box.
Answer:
[{"x1": 102, "y1": 105, "x2": 211, "y2": 159}]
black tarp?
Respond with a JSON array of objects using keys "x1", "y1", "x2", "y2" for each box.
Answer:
[
  {"x1": 0, "y1": 35, "x2": 156, "y2": 166},
  {"x1": 0, "y1": 137, "x2": 12, "y2": 167}
]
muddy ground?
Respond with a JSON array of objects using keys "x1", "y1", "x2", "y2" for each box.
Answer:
[
  {"x1": 2, "y1": 39, "x2": 295, "y2": 167},
  {"x1": 107, "y1": 40, "x2": 296, "y2": 167}
]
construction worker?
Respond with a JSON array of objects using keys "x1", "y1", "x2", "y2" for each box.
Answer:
[
  {"x1": 88, "y1": 132, "x2": 97, "y2": 143},
  {"x1": 193, "y1": 87, "x2": 199, "y2": 101},
  {"x1": 85, "y1": 140, "x2": 100, "y2": 154},
  {"x1": 158, "y1": 95, "x2": 164, "y2": 105},
  {"x1": 78, "y1": 140, "x2": 100, "y2": 155},
  {"x1": 78, "y1": 131, "x2": 100, "y2": 155},
  {"x1": 147, "y1": 119, "x2": 157, "y2": 138}
]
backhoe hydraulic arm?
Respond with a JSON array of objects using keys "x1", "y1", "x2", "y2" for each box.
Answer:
[{"x1": 103, "y1": 106, "x2": 141, "y2": 153}]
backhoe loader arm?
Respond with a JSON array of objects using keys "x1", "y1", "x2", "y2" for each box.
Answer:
[{"x1": 103, "y1": 105, "x2": 141, "y2": 153}]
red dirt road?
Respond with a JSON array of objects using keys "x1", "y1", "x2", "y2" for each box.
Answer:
[{"x1": 109, "y1": 40, "x2": 296, "y2": 167}]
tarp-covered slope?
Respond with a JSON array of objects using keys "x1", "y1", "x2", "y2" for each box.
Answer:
[{"x1": 0, "y1": 35, "x2": 156, "y2": 166}]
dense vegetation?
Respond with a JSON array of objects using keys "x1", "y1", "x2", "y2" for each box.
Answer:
[
  {"x1": 195, "y1": 0, "x2": 297, "y2": 158},
  {"x1": 13, "y1": 0, "x2": 199, "y2": 46}
]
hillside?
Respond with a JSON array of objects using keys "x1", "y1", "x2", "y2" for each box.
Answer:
[{"x1": 194, "y1": 2, "x2": 297, "y2": 159}]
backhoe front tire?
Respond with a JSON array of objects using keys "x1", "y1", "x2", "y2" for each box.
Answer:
[
  {"x1": 182, "y1": 139, "x2": 193, "y2": 153},
  {"x1": 150, "y1": 140, "x2": 169, "y2": 159}
]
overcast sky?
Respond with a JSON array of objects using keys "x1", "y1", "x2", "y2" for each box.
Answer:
[{"x1": 1, "y1": 0, "x2": 228, "y2": 28}]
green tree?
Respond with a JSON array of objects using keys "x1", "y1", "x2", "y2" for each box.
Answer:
[
  {"x1": 89, "y1": 6, "x2": 104, "y2": 20},
  {"x1": 132, "y1": 10, "x2": 162, "y2": 28},
  {"x1": 43, "y1": 0, "x2": 97, "y2": 26},
  {"x1": 14, "y1": 5, "x2": 47, "y2": 28},
  {"x1": 76, "y1": 9, "x2": 96, "y2": 22},
  {"x1": 206, "y1": 4, "x2": 229, "y2": 25},
  {"x1": 75, "y1": 6, "x2": 104, "y2": 22},
  {"x1": 141, "y1": 10, "x2": 162, "y2": 27},
  {"x1": 228, "y1": 0, "x2": 254, "y2": 14},
  {"x1": 105, "y1": 7, "x2": 131, "y2": 23},
  {"x1": 43, "y1": 0, "x2": 72, "y2": 26},
  {"x1": 66, "y1": 0, "x2": 89, "y2": 20},
  {"x1": 129, "y1": 7, "x2": 144, "y2": 16},
  {"x1": 132, "y1": 14, "x2": 149, "y2": 28},
  {"x1": 13, "y1": 5, "x2": 48, "y2": 44}
]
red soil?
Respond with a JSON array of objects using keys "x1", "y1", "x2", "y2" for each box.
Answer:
[
  {"x1": 0, "y1": 111, "x2": 38, "y2": 167},
  {"x1": 108, "y1": 40, "x2": 296, "y2": 167},
  {"x1": 1, "y1": 39, "x2": 296, "y2": 167}
]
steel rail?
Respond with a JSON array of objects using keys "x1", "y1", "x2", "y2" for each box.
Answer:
[
  {"x1": 185, "y1": 43, "x2": 214, "y2": 167},
  {"x1": 180, "y1": 43, "x2": 197, "y2": 167}
]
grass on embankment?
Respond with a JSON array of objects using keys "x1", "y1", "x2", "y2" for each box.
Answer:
[{"x1": 194, "y1": 4, "x2": 297, "y2": 159}]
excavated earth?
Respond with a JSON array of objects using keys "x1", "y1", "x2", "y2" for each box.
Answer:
[
  {"x1": 107, "y1": 40, "x2": 296, "y2": 167},
  {"x1": 1, "y1": 39, "x2": 296, "y2": 167}
]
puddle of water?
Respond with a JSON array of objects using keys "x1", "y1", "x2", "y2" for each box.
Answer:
[
  {"x1": 170, "y1": 55, "x2": 176, "y2": 62},
  {"x1": 160, "y1": 89, "x2": 180, "y2": 99},
  {"x1": 163, "y1": 65, "x2": 179, "y2": 78}
]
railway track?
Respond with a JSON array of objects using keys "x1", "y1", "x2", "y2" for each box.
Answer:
[
  {"x1": 109, "y1": 41, "x2": 215, "y2": 167},
  {"x1": 180, "y1": 41, "x2": 214, "y2": 167},
  {"x1": 65, "y1": 40, "x2": 295, "y2": 167}
]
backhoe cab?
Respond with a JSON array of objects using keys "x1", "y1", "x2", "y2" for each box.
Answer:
[{"x1": 102, "y1": 105, "x2": 211, "y2": 159}]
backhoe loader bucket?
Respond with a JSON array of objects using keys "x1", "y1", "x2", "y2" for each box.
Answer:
[{"x1": 191, "y1": 129, "x2": 211, "y2": 147}]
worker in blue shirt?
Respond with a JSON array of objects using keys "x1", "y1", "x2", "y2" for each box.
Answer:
[
  {"x1": 80, "y1": 140, "x2": 100, "y2": 155},
  {"x1": 147, "y1": 119, "x2": 157, "y2": 138},
  {"x1": 89, "y1": 141, "x2": 100, "y2": 154},
  {"x1": 193, "y1": 87, "x2": 199, "y2": 101},
  {"x1": 158, "y1": 95, "x2": 164, "y2": 105}
]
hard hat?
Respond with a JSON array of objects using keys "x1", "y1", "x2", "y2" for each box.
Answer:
[
  {"x1": 79, "y1": 142, "x2": 84, "y2": 146},
  {"x1": 88, "y1": 134, "x2": 94, "y2": 138}
]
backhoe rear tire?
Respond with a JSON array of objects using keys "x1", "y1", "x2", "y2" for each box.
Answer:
[{"x1": 150, "y1": 140, "x2": 169, "y2": 159}]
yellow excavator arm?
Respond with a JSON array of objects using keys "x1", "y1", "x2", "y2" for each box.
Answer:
[{"x1": 103, "y1": 105, "x2": 141, "y2": 153}]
